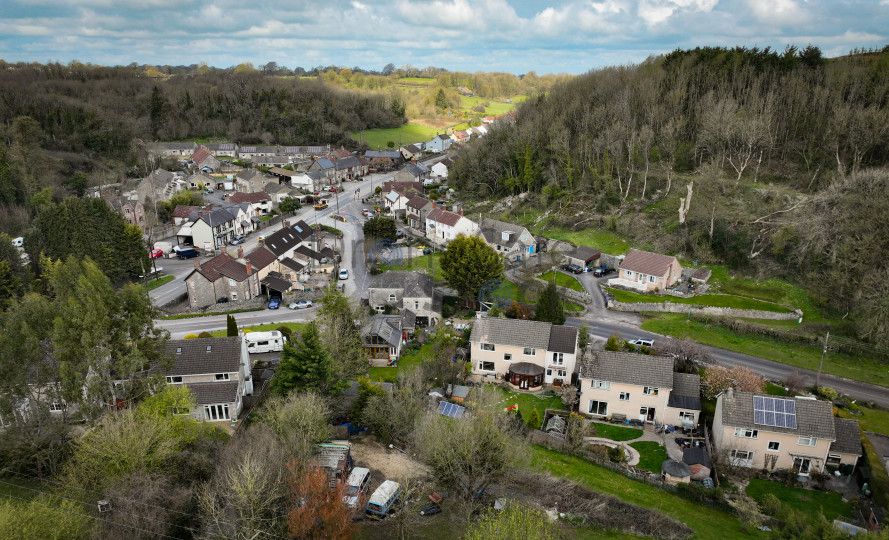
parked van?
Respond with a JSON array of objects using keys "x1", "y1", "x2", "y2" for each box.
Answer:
[
  {"x1": 243, "y1": 331, "x2": 285, "y2": 353},
  {"x1": 176, "y1": 248, "x2": 200, "y2": 259},
  {"x1": 343, "y1": 467, "x2": 371, "y2": 508},
  {"x1": 366, "y1": 480, "x2": 400, "y2": 519}
]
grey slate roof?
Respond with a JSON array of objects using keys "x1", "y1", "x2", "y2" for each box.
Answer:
[
  {"x1": 245, "y1": 246, "x2": 277, "y2": 271},
  {"x1": 369, "y1": 271, "x2": 434, "y2": 298},
  {"x1": 280, "y1": 257, "x2": 305, "y2": 272},
  {"x1": 578, "y1": 351, "x2": 674, "y2": 390},
  {"x1": 668, "y1": 373, "x2": 702, "y2": 410},
  {"x1": 186, "y1": 381, "x2": 239, "y2": 405},
  {"x1": 236, "y1": 168, "x2": 266, "y2": 182},
  {"x1": 568, "y1": 246, "x2": 602, "y2": 263},
  {"x1": 682, "y1": 447, "x2": 712, "y2": 468},
  {"x1": 547, "y1": 325, "x2": 577, "y2": 354},
  {"x1": 720, "y1": 391, "x2": 836, "y2": 440},
  {"x1": 365, "y1": 150, "x2": 402, "y2": 159},
  {"x1": 315, "y1": 157, "x2": 335, "y2": 170},
  {"x1": 470, "y1": 318, "x2": 552, "y2": 351},
  {"x1": 830, "y1": 418, "x2": 861, "y2": 456},
  {"x1": 264, "y1": 224, "x2": 305, "y2": 257},
  {"x1": 477, "y1": 218, "x2": 532, "y2": 249},
  {"x1": 335, "y1": 156, "x2": 361, "y2": 170},
  {"x1": 362, "y1": 315, "x2": 403, "y2": 347},
  {"x1": 164, "y1": 337, "x2": 242, "y2": 376},
  {"x1": 261, "y1": 273, "x2": 291, "y2": 293},
  {"x1": 403, "y1": 163, "x2": 425, "y2": 178},
  {"x1": 200, "y1": 207, "x2": 237, "y2": 227},
  {"x1": 662, "y1": 459, "x2": 691, "y2": 477}
]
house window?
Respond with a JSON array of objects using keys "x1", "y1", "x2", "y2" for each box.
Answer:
[
  {"x1": 588, "y1": 400, "x2": 608, "y2": 416},
  {"x1": 389, "y1": 294, "x2": 396, "y2": 302},
  {"x1": 503, "y1": 353, "x2": 512, "y2": 362},
  {"x1": 546, "y1": 369, "x2": 552, "y2": 376},
  {"x1": 229, "y1": 279, "x2": 236, "y2": 286},
  {"x1": 552, "y1": 352, "x2": 564, "y2": 364},
  {"x1": 730, "y1": 450, "x2": 755, "y2": 467},
  {"x1": 625, "y1": 270, "x2": 634, "y2": 278},
  {"x1": 481, "y1": 343, "x2": 495, "y2": 351},
  {"x1": 166, "y1": 376, "x2": 183, "y2": 384},
  {"x1": 827, "y1": 454, "x2": 842, "y2": 465},
  {"x1": 478, "y1": 361, "x2": 495, "y2": 372},
  {"x1": 734, "y1": 428, "x2": 758, "y2": 439},
  {"x1": 204, "y1": 404, "x2": 230, "y2": 421},
  {"x1": 643, "y1": 386, "x2": 659, "y2": 396},
  {"x1": 619, "y1": 392, "x2": 630, "y2": 401},
  {"x1": 591, "y1": 380, "x2": 610, "y2": 390},
  {"x1": 798, "y1": 436, "x2": 817, "y2": 447},
  {"x1": 414, "y1": 301, "x2": 419, "y2": 310},
  {"x1": 231, "y1": 292, "x2": 238, "y2": 301},
  {"x1": 679, "y1": 411, "x2": 695, "y2": 421},
  {"x1": 49, "y1": 402, "x2": 66, "y2": 412},
  {"x1": 557, "y1": 370, "x2": 566, "y2": 377},
  {"x1": 648, "y1": 275, "x2": 657, "y2": 283},
  {"x1": 523, "y1": 348, "x2": 536, "y2": 356},
  {"x1": 214, "y1": 373, "x2": 230, "y2": 381},
  {"x1": 767, "y1": 441, "x2": 781, "y2": 452}
]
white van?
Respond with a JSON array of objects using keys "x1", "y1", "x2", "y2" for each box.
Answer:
[
  {"x1": 366, "y1": 480, "x2": 400, "y2": 519},
  {"x1": 343, "y1": 467, "x2": 371, "y2": 508},
  {"x1": 243, "y1": 331, "x2": 285, "y2": 353}
]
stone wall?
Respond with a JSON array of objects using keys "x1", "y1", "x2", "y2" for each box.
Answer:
[{"x1": 608, "y1": 299, "x2": 802, "y2": 321}]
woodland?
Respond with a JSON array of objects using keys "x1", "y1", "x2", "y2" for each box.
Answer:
[{"x1": 450, "y1": 45, "x2": 889, "y2": 348}]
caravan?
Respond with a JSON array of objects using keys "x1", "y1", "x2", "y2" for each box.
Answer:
[{"x1": 243, "y1": 331, "x2": 286, "y2": 353}]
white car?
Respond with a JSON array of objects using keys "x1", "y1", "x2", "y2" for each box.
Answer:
[
  {"x1": 628, "y1": 339, "x2": 654, "y2": 347},
  {"x1": 338, "y1": 269, "x2": 349, "y2": 280},
  {"x1": 288, "y1": 300, "x2": 313, "y2": 309}
]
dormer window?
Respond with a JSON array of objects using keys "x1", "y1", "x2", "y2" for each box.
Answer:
[
  {"x1": 389, "y1": 294, "x2": 396, "y2": 302},
  {"x1": 176, "y1": 347, "x2": 182, "y2": 354},
  {"x1": 206, "y1": 346, "x2": 212, "y2": 352},
  {"x1": 214, "y1": 373, "x2": 230, "y2": 381}
]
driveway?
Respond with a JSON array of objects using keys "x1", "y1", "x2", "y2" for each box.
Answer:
[{"x1": 574, "y1": 270, "x2": 641, "y2": 326}]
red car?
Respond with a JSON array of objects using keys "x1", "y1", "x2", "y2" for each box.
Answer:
[{"x1": 149, "y1": 249, "x2": 164, "y2": 259}]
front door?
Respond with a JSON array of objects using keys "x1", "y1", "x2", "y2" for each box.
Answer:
[
  {"x1": 793, "y1": 457, "x2": 812, "y2": 475},
  {"x1": 640, "y1": 407, "x2": 655, "y2": 422}
]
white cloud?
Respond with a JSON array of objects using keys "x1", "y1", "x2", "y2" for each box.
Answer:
[{"x1": 746, "y1": 0, "x2": 810, "y2": 26}]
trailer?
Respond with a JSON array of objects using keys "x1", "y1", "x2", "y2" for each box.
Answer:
[{"x1": 243, "y1": 331, "x2": 286, "y2": 353}]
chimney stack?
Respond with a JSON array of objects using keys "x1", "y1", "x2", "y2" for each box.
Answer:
[
  {"x1": 283, "y1": 220, "x2": 290, "y2": 228},
  {"x1": 726, "y1": 387, "x2": 734, "y2": 401},
  {"x1": 432, "y1": 201, "x2": 436, "y2": 208},
  {"x1": 245, "y1": 262, "x2": 252, "y2": 275},
  {"x1": 237, "y1": 246, "x2": 244, "y2": 259},
  {"x1": 193, "y1": 259, "x2": 200, "y2": 268}
]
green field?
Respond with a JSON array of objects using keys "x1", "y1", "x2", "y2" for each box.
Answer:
[
  {"x1": 530, "y1": 446, "x2": 757, "y2": 538},
  {"x1": 641, "y1": 313, "x2": 889, "y2": 388},
  {"x1": 606, "y1": 288, "x2": 793, "y2": 313},
  {"x1": 540, "y1": 271, "x2": 585, "y2": 292},
  {"x1": 353, "y1": 124, "x2": 439, "y2": 150},
  {"x1": 705, "y1": 266, "x2": 829, "y2": 323},
  {"x1": 532, "y1": 223, "x2": 629, "y2": 255},
  {"x1": 746, "y1": 479, "x2": 851, "y2": 521}
]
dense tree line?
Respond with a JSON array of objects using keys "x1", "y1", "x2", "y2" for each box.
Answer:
[{"x1": 451, "y1": 45, "x2": 889, "y2": 347}]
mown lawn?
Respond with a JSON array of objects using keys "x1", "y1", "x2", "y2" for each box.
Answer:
[
  {"x1": 765, "y1": 383, "x2": 787, "y2": 396},
  {"x1": 352, "y1": 124, "x2": 439, "y2": 149},
  {"x1": 641, "y1": 313, "x2": 889, "y2": 388},
  {"x1": 534, "y1": 225, "x2": 629, "y2": 255},
  {"x1": 497, "y1": 387, "x2": 566, "y2": 423},
  {"x1": 209, "y1": 321, "x2": 309, "y2": 338},
  {"x1": 530, "y1": 446, "x2": 757, "y2": 538},
  {"x1": 540, "y1": 271, "x2": 585, "y2": 292},
  {"x1": 143, "y1": 275, "x2": 174, "y2": 290},
  {"x1": 606, "y1": 287, "x2": 792, "y2": 313},
  {"x1": 380, "y1": 252, "x2": 443, "y2": 279},
  {"x1": 367, "y1": 341, "x2": 436, "y2": 382},
  {"x1": 589, "y1": 422, "x2": 643, "y2": 442},
  {"x1": 746, "y1": 479, "x2": 851, "y2": 521},
  {"x1": 629, "y1": 441, "x2": 668, "y2": 473}
]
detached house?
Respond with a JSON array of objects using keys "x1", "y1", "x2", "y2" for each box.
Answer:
[
  {"x1": 406, "y1": 195, "x2": 434, "y2": 232},
  {"x1": 184, "y1": 253, "x2": 260, "y2": 308},
  {"x1": 235, "y1": 169, "x2": 270, "y2": 194},
  {"x1": 107, "y1": 196, "x2": 146, "y2": 232},
  {"x1": 608, "y1": 248, "x2": 682, "y2": 293},
  {"x1": 368, "y1": 271, "x2": 443, "y2": 327},
  {"x1": 400, "y1": 144, "x2": 424, "y2": 161},
  {"x1": 147, "y1": 141, "x2": 196, "y2": 158},
  {"x1": 136, "y1": 169, "x2": 180, "y2": 203},
  {"x1": 426, "y1": 133, "x2": 453, "y2": 153},
  {"x1": 713, "y1": 390, "x2": 861, "y2": 475},
  {"x1": 191, "y1": 145, "x2": 221, "y2": 172},
  {"x1": 475, "y1": 218, "x2": 536, "y2": 261},
  {"x1": 179, "y1": 207, "x2": 237, "y2": 249},
  {"x1": 426, "y1": 207, "x2": 477, "y2": 248},
  {"x1": 430, "y1": 157, "x2": 452, "y2": 180},
  {"x1": 362, "y1": 315, "x2": 406, "y2": 364},
  {"x1": 364, "y1": 150, "x2": 404, "y2": 171},
  {"x1": 393, "y1": 163, "x2": 430, "y2": 183},
  {"x1": 161, "y1": 337, "x2": 253, "y2": 422},
  {"x1": 470, "y1": 318, "x2": 578, "y2": 388},
  {"x1": 578, "y1": 351, "x2": 701, "y2": 426}
]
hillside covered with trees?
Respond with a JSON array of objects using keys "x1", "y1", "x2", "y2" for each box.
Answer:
[{"x1": 451, "y1": 45, "x2": 889, "y2": 347}]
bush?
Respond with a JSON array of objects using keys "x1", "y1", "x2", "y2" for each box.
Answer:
[
  {"x1": 758, "y1": 493, "x2": 783, "y2": 517},
  {"x1": 525, "y1": 408, "x2": 542, "y2": 430},
  {"x1": 276, "y1": 326, "x2": 294, "y2": 342},
  {"x1": 183, "y1": 333, "x2": 199, "y2": 339},
  {"x1": 815, "y1": 386, "x2": 838, "y2": 402},
  {"x1": 197, "y1": 331, "x2": 213, "y2": 338},
  {"x1": 608, "y1": 445, "x2": 626, "y2": 462}
]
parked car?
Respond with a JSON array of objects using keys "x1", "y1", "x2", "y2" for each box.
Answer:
[
  {"x1": 176, "y1": 248, "x2": 200, "y2": 259},
  {"x1": 268, "y1": 297, "x2": 280, "y2": 309},
  {"x1": 362, "y1": 209, "x2": 370, "y2": 216},
  {"x1": 229, "y1": 235, "x2": 246, "y2": 245},
  {"x1": 314, "y1": 200, "x2": 329, "y2": 210},
  {"x1": 422, "y1": 248, "x2": 432, "y2": 255},
  {"x1": 149, "y1": 249, "x2": 164, "y2": 259},
  {"x1": 288, "y1": 300, "x2": 313, "y2": 310},
  {"x1": 204, "y1": 187, "x2": 214, "y2": 194},
  {"x1": 339, "y1": 269, "x2": 349, "y2": 280},
  {"x1": 331, "y1": 215, "x2": 347, "y2": 223},
  {"x1": 562, "y1": 264, "x2": 583, "y2": 274},
  {"x1": 593, "y1": 266, "x2": 614, "y2": 277},
  {"x1": 343, "y1": 467, "x2": 371, "y2": 508},
  {"x1": 628, "y1": 339, "x2": 654, "y2": 347}
]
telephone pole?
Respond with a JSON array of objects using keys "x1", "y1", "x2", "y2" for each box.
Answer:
[{"x1": 815, "y1": 332, "x2": 830, "y2": 389}]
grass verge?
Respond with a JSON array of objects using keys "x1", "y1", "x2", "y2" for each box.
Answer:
[
  {"x1": 629, "y1": 441, "x2": 668, "y2": 473},
  {"x1": 530, "y1": 445, "x2": 755, "y2": 538},
  {"x1": 208, "y1": 321, "x2": 309, "y2": 338},
  {"x1": 143, "y1": 275, "x2": 175, "y2": 290},
  {"x1": 607, "y1": 288, "x2": 792, "y2": 313},
  {"x1": 161, "y1": 307, "x2": 265, "y2": 320},
  {"x1": 641, "y1": 313, "x2": 889, "y2": 388},
  {"x1": 837, "y1": 406, "x2": 889, "y2": 436},
  {"x1": 381, "y1": 252, "x2": 443, "y2": 279},
  {"x1": 589, "y1": 422, "x2": 643, "y2": 442},
  {"x1": 745, "y1": 479, "x2": 851, "y2": 521},
  {"x1": 540, "y1": 271, "x2": 585, "y2": 292}
]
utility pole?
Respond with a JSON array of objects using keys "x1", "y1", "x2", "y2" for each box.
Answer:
[{"x1": 815, "y1": 331, "x2": 830, "y2": 389}]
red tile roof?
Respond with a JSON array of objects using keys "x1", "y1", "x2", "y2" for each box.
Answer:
[
  {"x1": 428, "y1": 207, "x2": 461, "y2": 227},
  {"x1": 245, "y1": 246, "x2": 277, "y2": 270},
  {"x1": 620, "y1": 249, "x2": 678, "y2": 277},
  {"x1": 191, "y1": 145, "x2": 212, "y2": 165},
  {"x1": 228, "y1": 191, "x2": 269, "y2": 204}
]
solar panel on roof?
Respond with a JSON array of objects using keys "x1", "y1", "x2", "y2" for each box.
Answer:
[
  {"x1": 437, "y1": 401, "x2": 465, "y2": 419},
  {"x1": 753, "y1": 396, "x2": 797, "y2": 429}
]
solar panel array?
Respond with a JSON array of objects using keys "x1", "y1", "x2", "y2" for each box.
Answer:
[
  {"x1": 753, "y1": 396, "x2": 797, "y2": 429},
  {"x1": 437, "y1": 401, "x2": 465, "y2": 419}
]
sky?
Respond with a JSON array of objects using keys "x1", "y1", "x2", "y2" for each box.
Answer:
[{"x1": 0, "y1": 0, "x2": 887, "y2": 74}]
